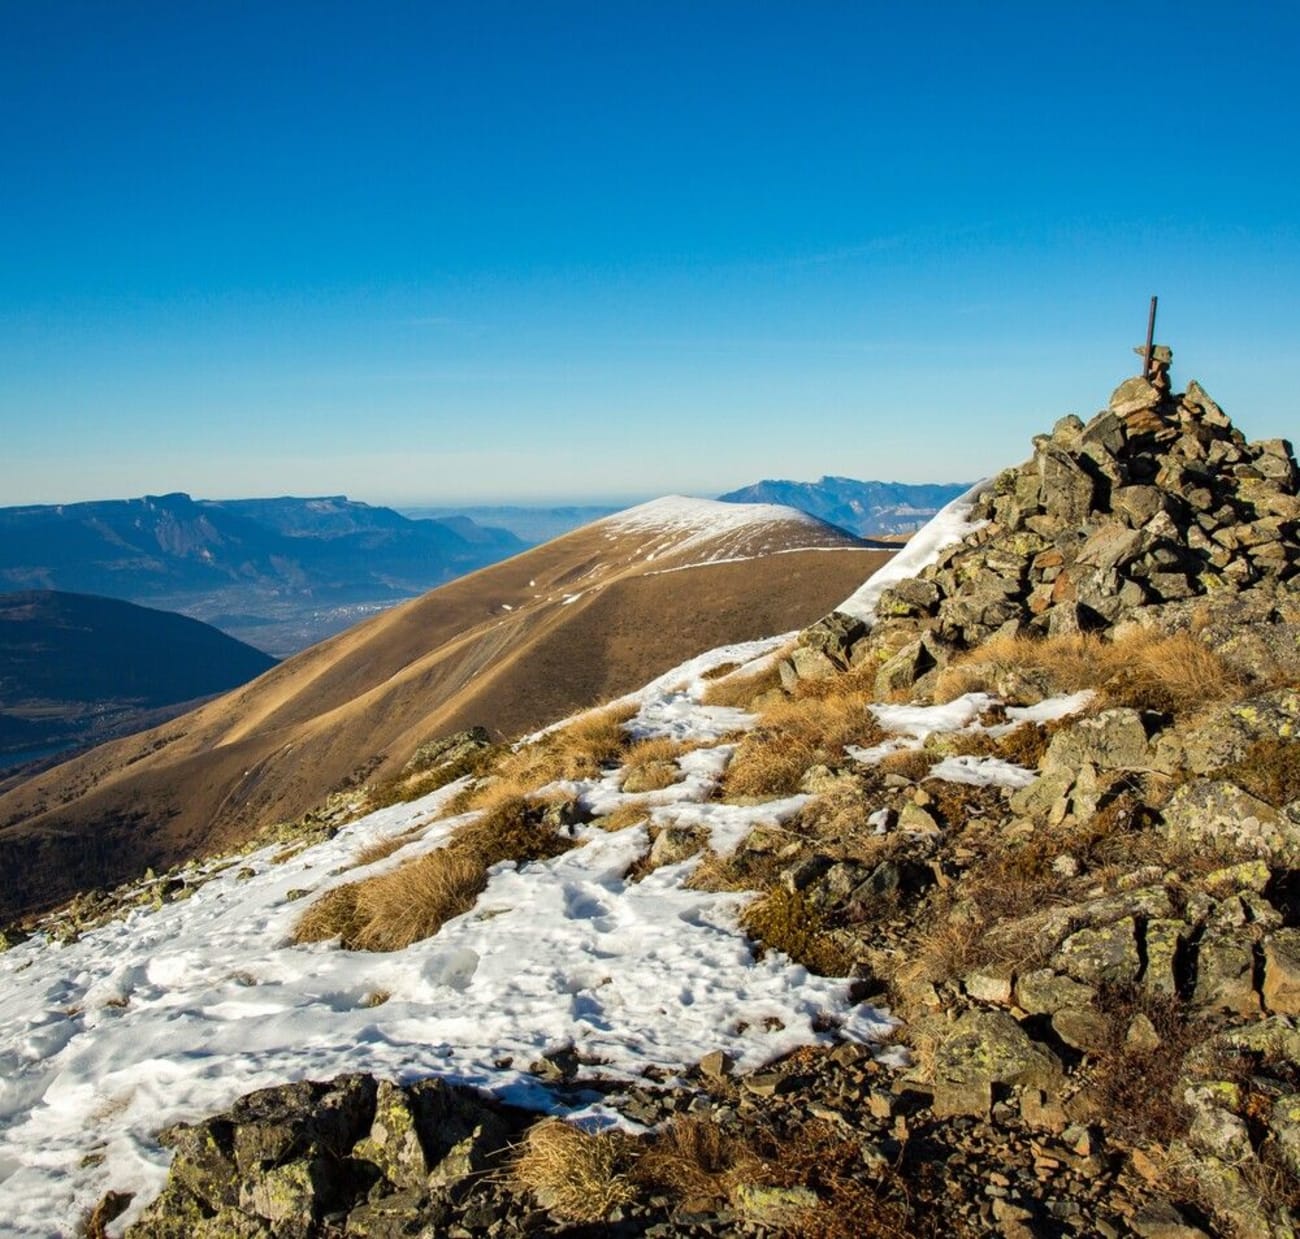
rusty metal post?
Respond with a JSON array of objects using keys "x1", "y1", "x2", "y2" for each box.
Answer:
[{"x1": 1143, "y1": 295, "x2": 1158, "y2": 378}]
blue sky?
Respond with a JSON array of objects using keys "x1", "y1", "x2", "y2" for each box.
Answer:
[{"x1": 2, "y1": 2, "x2": 1298, "y2": 507}]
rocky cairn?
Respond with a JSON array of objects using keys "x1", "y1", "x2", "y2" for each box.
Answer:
[{"x1": 787, "y1": 346, "x2": 1300, "y2": 698}]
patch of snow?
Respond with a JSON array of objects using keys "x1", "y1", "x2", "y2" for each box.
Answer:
[
  {"x1": 837, "y1": 479, "x2": 991, "y2": 623},
  {"x1": 1007, "y1": 691, "x2": 1095, "y2": 724},
  {"x1": 600, "y1": 496, "x2": 843, "y2": 562},
  {"x1": 869, "y1": 692, "x2": 997, "y2": 739},
  {"x1": 0, "y1": 634, "x2": 888, "y2": 1239},
  {"x1": 928, "y1": 754, "x2": 1038, "y2": 789}
]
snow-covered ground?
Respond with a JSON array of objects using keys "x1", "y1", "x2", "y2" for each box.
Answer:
[
  {"x1": 0, "y1": 637, "x2": 881, "y2": 1237},
  {"x1": 837, "y1": 479, "x2": 990, "y2": 622},
  {"x1": 0, "y1": 493, "x2": 1057, "y2": 1235}
]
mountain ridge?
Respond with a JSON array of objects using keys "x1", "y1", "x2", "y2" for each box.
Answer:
[{"x1": 0, "y1": 499, "x2": 891, "y2": 920}]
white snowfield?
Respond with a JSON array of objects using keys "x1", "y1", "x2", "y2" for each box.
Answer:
[
  {"x1": 599, "y1": 494, "x2": 861, "y2": 562},
  {"x1": 0, "y1": 489, "x2": 1024, "y2": 1236}
]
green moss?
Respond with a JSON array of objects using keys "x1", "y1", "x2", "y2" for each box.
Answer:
[{"x1": 741, "y1": 888, "x2": 852, "y2": 977}]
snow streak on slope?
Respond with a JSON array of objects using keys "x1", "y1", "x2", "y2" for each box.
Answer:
[
  {"x1": 836, "y1": 478, "x2": 990, "y2": 622},
  {"x1": 0, "y1": 637, "x2": 889, "y2": 1238},
  {"x1": 601, "y1": 495, "x2": 850, "y2": 562}
]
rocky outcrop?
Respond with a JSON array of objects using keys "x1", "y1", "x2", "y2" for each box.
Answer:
[
  {"x1": 127, "y1": 1074, "x2": 529, "y2": 1238},
  {"x1": 786, "y1": 352, "x2": 1300, "y2": 697}
]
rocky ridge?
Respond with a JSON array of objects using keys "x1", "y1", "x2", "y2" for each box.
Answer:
[{"x1": 62, "y1": 353, "x2": 1300, "y2": 1237}]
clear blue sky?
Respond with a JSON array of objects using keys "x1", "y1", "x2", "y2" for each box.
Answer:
[{"x1": 2, "y1": 2, "x2": 1298, "y2": 507}]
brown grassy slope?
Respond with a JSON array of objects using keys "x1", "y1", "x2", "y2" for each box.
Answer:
[{"x1": 0, "y1": 509, "x2": 889, "y2": 919}]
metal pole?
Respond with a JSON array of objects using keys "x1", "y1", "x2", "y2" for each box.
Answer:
[{"x1": 1143, "y1": 295, "x2": 1158, "y2": 378}]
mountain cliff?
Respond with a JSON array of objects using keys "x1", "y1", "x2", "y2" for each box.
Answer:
[
  {"x1": 719, "y1": 476, "x2": 969, "y2": 536},
  {"x1": 0, "y1": 494, "x2": 529, "y2": 655}
]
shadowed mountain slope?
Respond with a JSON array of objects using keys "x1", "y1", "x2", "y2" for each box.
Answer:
[
  {"x1": 0, "y1": 498, "x2": 892, "y2": 918},
  {"x1": 0, "y1": 591, "x2": 277, "y2": 770}
]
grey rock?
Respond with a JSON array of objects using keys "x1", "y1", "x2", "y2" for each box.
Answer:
[
  {"x1": 1051, "y1": 1007, "x2": 1111, "y2": 1055},
  {"x1": 1110, "y1": 376, "x2": 1162, "y2": 417},
  {"x1": 1043, "y1": 709, "x2": 1154, "y2": 775},
  {"x1": 1263, "y1": 928, "x2": 1300, "y2": 1015},
  {"x1": 1015, "y1": 969, "x2": 1098, "y2": 1016},
  {"x1": 1191, "y1": 933, "x2": 1260, "y2": 1016},
  {"x1": 1055, "y1": 917, "x2": 1141, "y2": 986}
]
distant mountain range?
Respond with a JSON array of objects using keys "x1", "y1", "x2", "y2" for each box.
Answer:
[
  {"x1": 401, "y1": 504, "x2": 625, "y2": 544},
  {"x1": 717, "y1": 477, "x2": 970, "y2": 536},
  {"x1": 0, "y1": 495, "x2": 529, "y2": 656},
  {"x1": 0, "y1": 590, "x2": 276, "y2": 775}
]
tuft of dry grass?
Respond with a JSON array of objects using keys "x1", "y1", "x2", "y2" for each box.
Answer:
[
  {"x1": 700, "y1": 654, "x2": 788, "y2": 708},
  {"x1": 935, "y1": 629, "x2": 1244, "y2": 718},
  {"x1": 725, "y1": 696, "x2": 886, "y2": 799},
  {"x1": 350, "y1": 835, "x2": 410, "y2": 869},
  {"x1": 294, "y1": 793, "x2": 575, "y2": 952},
  {"x1": 620, "y1": 736, "x2": 694, "y2": 792},
  {"x1": 512, "y1": 1119, "x2": 637, "y2": 1223},
  {"x1": 633, "y1": 1116, "x2": 765, "y2": 1207},
  {"x1": 1215, "y1": 738, "x2": 1300, "y2": 808},
  {"x1": 477, "y1": 703, "x2": 638, "y2": 800},
  {"x1": 593, "y1": 802, "x2": 654, "y2": 833},
  {"x1": 365, "y1": 743, "x2": 504, "y2": 812}
]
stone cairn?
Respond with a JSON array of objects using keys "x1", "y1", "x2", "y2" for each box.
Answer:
[{"x1": 785, "y1": 346, "x2": 1300, "y2": 698}]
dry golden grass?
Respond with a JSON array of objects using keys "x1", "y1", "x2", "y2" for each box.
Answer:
[
  {"x1": 351, "y1": 834, "x2": 410, "y2": 868},
  {"x1": 294, "y1": 793, "x2": 575, "y2": 952},
  {"x1": 1215, "y1": 738, "x2": 1300, "y2": 807},
  {"x1": 935, "y1": 629, "x2": 1244, "y2": 717},
  {"x1": 512, "y1": 1119, "x2": 637, "y2": 1223},
  {"x1": 699, "y1": 652, "x2": 789, "y2": 708},
  {"x1": 593, "y1": 802, "x2": 654, "y2": 833},
  {"x1": 481, "y1": 703, "x2": 638, "y2": 798},
  {"x1": 725, "y1": 696, "x2": 886, "y2": 799},
  {"x1": 687, "y1": 845, "x2": 785, "y2": 895},
  {"x1": 633, "y1": 1116, "x2": 765, "y2": 1207},
  {"x1": 619, "y1": 736, "x2": 697, "y2": 792}
]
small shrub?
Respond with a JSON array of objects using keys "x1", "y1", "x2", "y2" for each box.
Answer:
[
  {"x1": 700, "y1": 655, "x2": 788, "y2": 708},
  {"x1": 725, "y1": 697, "x2": 886, "y2": 799},
  {"x1": 741, "y1": 887, "x2": 854, "y2": 976},
  {"x1": 294, "y1": 793, "x2": 575, "y2": 952},
  {"x1": 633, "y1": 1115, "x2": 764, "y2": 1207},
  {"x1": 934, "y1": 628, "x2": 1243, "y2": 718},
  {"x1": 513, "y1": 1119, "x2": 637, "y2": 1223}
]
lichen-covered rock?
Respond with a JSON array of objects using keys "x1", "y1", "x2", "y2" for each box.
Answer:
[
  {"x1": 1191, "y1": 932, "x2": 1260, "y2": 1015},
  {"x1": 1042, "y1": 709, "x2": 1156, "y2": 775},
  {"x1": 1263, "y1": 928, "x2": 1300, "y2": 1015},
  {"x1": 1014, "y1": 969, "x2": 1098, "y2": 1016},
  {"x1": 1163, "y1": 778, "x2": 1294, "y2": 860},
  {"x1": 930, "y1": 1010, "x2": 1063, "y2": 1116},
  {"x1": 1181, "y1": 688, "x2": 1300, "y2": 773},
  {"x1": 1054, "y1": 917, "x2": 1141, "y2": 987}
]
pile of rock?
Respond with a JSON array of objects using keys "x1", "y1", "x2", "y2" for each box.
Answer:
[{"x1": 785, "y1": 352, "x2": 1300, "y2": 698}]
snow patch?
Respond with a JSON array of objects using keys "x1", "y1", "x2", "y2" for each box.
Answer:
[{"x1": 837, "y1": 479, "x2": 991, "y2": 623}]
